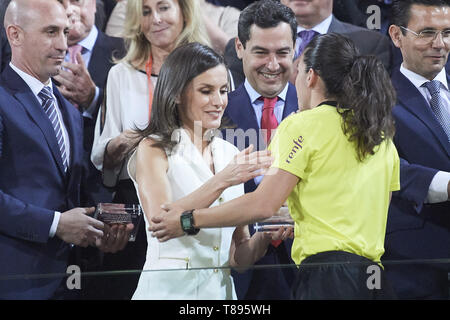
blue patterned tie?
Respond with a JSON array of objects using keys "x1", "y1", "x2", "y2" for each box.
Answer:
[
  {"x1": 38, "y1": 86, "x2": 69, "y2": 172},
  {"x1": 423, "y1": 80, "x2": 450, "y2": 142}
]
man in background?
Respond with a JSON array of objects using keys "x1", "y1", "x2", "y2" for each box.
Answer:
[{"x1": 384, "y1": 0, "x2": 450, "y2": 299}]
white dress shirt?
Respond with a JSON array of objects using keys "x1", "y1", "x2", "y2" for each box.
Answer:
[
  {"x1": 244, "y1": 79, "x2": 289, "y2": 127},
  {"x1": 400, "y1": 64, "x2": 450, "y2": 203},
  {"x1": 243, "y1": 79, "x2": 289, "y2": 185},
  {"x1": 91, "y1": 62, "x2": 153, "y2": 182}
]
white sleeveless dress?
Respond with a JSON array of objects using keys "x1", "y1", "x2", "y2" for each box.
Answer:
[{"x1": 128, "y1": 129, "x2": 243, "y2": 300}]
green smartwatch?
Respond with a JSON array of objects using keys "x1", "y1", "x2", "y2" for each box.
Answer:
[{"x1": 180, "y1": 210, "x2": 200, "y2": 235}]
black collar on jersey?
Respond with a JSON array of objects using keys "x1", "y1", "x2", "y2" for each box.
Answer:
[{"x1": 316, "y1": 100, "x2": 338, "y2": 108}]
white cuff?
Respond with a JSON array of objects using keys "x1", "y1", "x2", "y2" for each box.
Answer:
[
  {"x1": 82, "y1": 86, "x2": 100, "y2": 119},
  {"x1": 426, "y1": 171, "x2": 450, "y2": 203},
  {"x1": 49, "y1": 211, "x2": 61, "y2": 238}
]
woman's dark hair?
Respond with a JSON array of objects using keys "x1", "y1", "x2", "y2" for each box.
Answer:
[
  {"x1": 137, "y1": 42, "x2": 227, "y2": 152},
  {"x1": 302, "y1": 33, "x2": 396, "y2": 161},
  {"x1": 237, "y1": 0, "x2": 297, "y2": 48}
]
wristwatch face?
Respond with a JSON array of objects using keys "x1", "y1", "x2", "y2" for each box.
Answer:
[
  {"x1": 181, "y1": 215, "x2": 191, "y2": 230},
  {"x1": 180, "y1": 210, "x2": 199, "y2": 235}
]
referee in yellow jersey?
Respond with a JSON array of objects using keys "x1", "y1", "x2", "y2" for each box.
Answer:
[{"x1": 151, "y1": 33, "x2": 401, "y2": 300}]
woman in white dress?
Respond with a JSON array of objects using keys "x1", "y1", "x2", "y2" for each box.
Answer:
[
  {"x1": 128, "y1": 43, "x2": 290, "y2": 300},
  {"x1": 89, "y1": 0, "x2": 210, "y2": 299}
]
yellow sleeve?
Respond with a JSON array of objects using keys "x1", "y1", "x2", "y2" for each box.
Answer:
[{"x1": 268, "y1": 114, "x2": 312, "y2": 180}]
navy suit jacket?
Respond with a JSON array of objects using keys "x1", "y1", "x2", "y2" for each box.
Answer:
[
  {"x1": 0, "y1": 65, "x2": 84, "y2": 299},
  {"x1": 223, "y1": 82, "x2": 298, "y2": 299},
  {"x1": 383, "y1": 68, "x2": 450, "y2": 299}
]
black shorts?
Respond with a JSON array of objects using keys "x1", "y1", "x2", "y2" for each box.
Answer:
[{"x1": 292, "y1": 251, "x2": 397, "y2": 300}]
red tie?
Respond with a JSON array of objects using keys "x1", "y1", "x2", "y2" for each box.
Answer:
[
  {"x1": 260, "y1": 96, "x2": 279, "y2": 145},
  {"x1": 260, "y1": 96, "x2": 282, "y2": 247}
]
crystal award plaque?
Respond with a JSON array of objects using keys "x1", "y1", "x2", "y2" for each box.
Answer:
[{"x1": 94, "y1": 203, "x2": 143, "y2": 242}]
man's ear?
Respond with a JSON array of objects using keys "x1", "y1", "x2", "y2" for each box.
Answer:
[
  {"x1": 6, "y1": 25, "x2": 23, "y2": 47},
  {"x1": 235, "y1": 37, "x2": 244, "y2": 60},
  {"x1": 389, "y1": 25, "x2": 403, "y2": 49}
]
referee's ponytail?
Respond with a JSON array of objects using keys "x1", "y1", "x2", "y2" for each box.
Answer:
[{"x1": 302, "y1": 33, "x2": 396, "y2": 161}]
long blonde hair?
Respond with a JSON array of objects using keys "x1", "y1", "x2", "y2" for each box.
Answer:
[{"x1": 118, "y1": 0, "x2": 211, "y2": 68}]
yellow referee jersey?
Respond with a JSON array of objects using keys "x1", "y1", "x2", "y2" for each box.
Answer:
[{"x1": 269, "y1": 104, "x2": 400, "y2": 265}]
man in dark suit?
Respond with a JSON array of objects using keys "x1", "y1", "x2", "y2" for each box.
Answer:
[
  {"x1": 0, "y1": 0, "x2": 107, "y2": 299},
  {"x1": 222, "y1": 0, "x2": 297, "y2": 300},
  {"x1": 383, "y1": 0, "x2": 450, "y2": 299},
  {"x1": 225, "y1": 0, "x2": 393, "y2": 87},
  {"x1": 0, "y1": 0, "x2": 11, "y2": 72},
  {"x1": 53, "y1": 0, "x2": 124, "y2": 205}
]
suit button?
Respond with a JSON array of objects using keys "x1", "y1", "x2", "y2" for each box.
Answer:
[{"x1": 213, "y1": 246, "x2": 219, "y2": 251}]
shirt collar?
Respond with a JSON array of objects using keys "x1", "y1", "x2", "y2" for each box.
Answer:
[
  {"x1": 400, "y1": 64, "x2": 448, "y2": 91},
  {"x1": 9, "y1": 62, "x2": 53, "y2": 98},
  {"x1": 77, "y1": 25, "x2": 98, "y2": 52},
  {"x1": 297, "y1": 14, "x2": 333, "y2": 35},
  {"x1": 244, "y1": 78, "x2": 288, "y2": 104}
]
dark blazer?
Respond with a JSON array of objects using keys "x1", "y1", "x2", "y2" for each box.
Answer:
[
  {"x1": 225, "y1": 16, "x2": 393, "y2": 87},
  {"x1": 223, "y1": 82, "x2": 298, "y2": 299},
  {"x1": 81, "y1": 30, "x2": 124, "y2": 205},
  {"x1": 382, "y1": 68, "x2": 450, "y2": 299},
  {"x1": 0, "y1": 65, "x2": 84, "y2": 299},
  {"x1": 327, "y1": 16, "x2": 392, "y2": 70}
]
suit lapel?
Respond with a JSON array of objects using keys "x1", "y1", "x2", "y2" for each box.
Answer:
[
  {"x1": 327, "y1": 16, "x2": 350, "y2": 34},
  {"x1": 227, "y1": 84, "x2": 259, "y2": 130},
  {"x1": 88, "y1": 31, "x2": 108, "y2": 86},
  {"x1": 282, "y1": 83, "x2": 298, "y2": 119},
  {"x1": 2, "y1": 66, "x2": 67, "y2": 177},
  {"x1": 392, "y1": 68, "x2": 450, "y2": 156}
]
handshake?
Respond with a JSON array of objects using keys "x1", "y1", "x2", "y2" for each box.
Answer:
[{"x1": 55, "y1": 203, "x2": 142, "y2": 253}]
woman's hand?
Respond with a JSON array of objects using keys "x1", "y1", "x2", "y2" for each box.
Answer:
[
  {"x1": 150, "y1": 203, "x2": 186, "y2": 242},
  {"x1": 217, "y1": 145, "x2": 274, "y2": 187},
  {"x1": 104, "y1": 130, "x2": 141, "y2": 169}
]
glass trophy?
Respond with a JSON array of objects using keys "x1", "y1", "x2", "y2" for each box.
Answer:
[
  {"x1": 254, "y1": 206, "x2": 294, "y2": 232},
  {"x1": 94, "y1": 203, "x2": 143, "y2": 242}
]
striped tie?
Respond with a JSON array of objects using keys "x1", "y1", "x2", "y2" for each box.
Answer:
[
  {"x1": 423, "y1": 80, "x2": 450, "y2": 142},
  {"x1": 38, "y1": 86, "x2": 69, "y2": 172}
]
